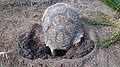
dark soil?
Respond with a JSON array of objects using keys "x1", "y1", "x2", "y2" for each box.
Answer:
[
  {"x1": 19, "y1": 23, "x2": 94, "y2": 60},
  {"x1": 18, "y1": 23, "x2": 47, "y2": 59}
]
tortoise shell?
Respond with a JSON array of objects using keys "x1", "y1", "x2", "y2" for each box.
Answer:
[{"x1": 42, "y1": 3, "x2": 83, "y2": 55}]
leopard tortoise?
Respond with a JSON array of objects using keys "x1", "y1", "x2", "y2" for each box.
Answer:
[{"x1": 42, "y1": 3, "x2": 84, "y2": 56}]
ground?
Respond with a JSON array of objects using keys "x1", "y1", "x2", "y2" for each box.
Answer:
[{"x1": 0, "y1": 0, "x2": 120, "y2": 67}]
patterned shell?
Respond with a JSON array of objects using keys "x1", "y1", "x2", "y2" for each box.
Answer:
[{"x1": 42, "y1": 3, "x2": 83, "y2": 50}]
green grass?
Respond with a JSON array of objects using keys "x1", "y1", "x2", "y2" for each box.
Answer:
[
  {"x1": 98, "y1": 31, "x2": 120, "y2": 48},
  {"x1": 93, "y1": 0, "x2": 120, "y2": 48},
  {"x1": 99, "y1": 0, "x2": 120, "y2": 12},
  {"x1": 94, "y1": 14, "x2": 120, "y2": 48}
]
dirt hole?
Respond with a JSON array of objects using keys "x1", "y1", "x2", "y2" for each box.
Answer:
[{"x1": 18, "y1": 23, "x2": 94, "y2": 60}]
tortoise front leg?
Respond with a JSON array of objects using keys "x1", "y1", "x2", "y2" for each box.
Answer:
[{"x1": 50, "y1": 48, "x2": 56, "y2": 56}]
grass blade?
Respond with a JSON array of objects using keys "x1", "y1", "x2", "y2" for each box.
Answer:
[{"x1": 99, "y1": 0, "x2": 120, "y2": 12}]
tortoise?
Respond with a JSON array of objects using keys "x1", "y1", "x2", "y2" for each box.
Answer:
[{"x1": 42, "y1": 3, "x2": 84, "y2": 56}]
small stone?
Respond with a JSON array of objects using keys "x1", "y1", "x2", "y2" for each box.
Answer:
[{"x1": 89, "y1": 29, "x2": 98, "y2": 42}]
